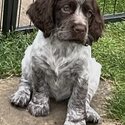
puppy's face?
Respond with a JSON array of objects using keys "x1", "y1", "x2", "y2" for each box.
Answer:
[
  {"x1": 54, "y1": 0, "x2": 89, "y2": 43},
  {"x1": 27, "y1": 0, "x2": 104, "y2": 45}
]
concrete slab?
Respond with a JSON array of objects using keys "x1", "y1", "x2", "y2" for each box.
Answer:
[{"x1": 0, "y1": 77, "x2": 119, "y2": 125}]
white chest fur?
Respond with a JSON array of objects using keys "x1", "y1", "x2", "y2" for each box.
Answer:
[{"x1": 30, "y1": 31, "x2": 91, "y2": 101}]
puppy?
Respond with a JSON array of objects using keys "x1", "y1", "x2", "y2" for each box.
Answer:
[{"x1": 10, "y1": 0, "x2": 104, "y2": 125}]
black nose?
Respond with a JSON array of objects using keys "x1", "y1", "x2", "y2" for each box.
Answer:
[{"x1": 73, "y1": 24, "x2": 86, "y2": 34}]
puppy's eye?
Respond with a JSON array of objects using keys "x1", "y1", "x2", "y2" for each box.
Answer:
[
  {"x1": 87, "y1": 10, "x2": 93, "y2": 18},
  {"x1": 61, "y1": 5, "x2": 72, "y2": 14}
]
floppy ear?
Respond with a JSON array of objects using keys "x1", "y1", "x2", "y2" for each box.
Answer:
[
  {"x1": 87, "y1": 0, "x2": 104, "y2": 45},
  {"x1": 27, "y1": 0, "x2": 56, "y2": 37}
]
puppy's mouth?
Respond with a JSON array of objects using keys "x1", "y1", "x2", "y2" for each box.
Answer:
[{"x1": 57, "y1": 31, "x2": 87, "y2": 45}]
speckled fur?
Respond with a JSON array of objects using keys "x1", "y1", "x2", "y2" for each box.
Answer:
[{"x1": 10, "y1": 31, "x2": 101, "y2": 125}]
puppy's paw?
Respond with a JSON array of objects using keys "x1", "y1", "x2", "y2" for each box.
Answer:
[
  {"x1": 28, "y1": 101, "x2": 49, "y2": 117},
  {"x1": 64, "y1": 120, "x2": 86, "y2": 125},
  {"x1": 10, "y1": 87, "x2": 31, "y2": 107},
  {"x1": 86, "y1": 106, "x2": 101, "y2": 123}
]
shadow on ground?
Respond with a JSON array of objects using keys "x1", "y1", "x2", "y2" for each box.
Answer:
[{"x1": 0, "y1": 77, "x2": 119, "y2": 125}]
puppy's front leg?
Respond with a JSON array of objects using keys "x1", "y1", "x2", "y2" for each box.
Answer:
[
  {"x1": 28, "y1": 70, "x2": 50, "y2": 117},
  {"x1": 86, "y1": 59, "x2": 102, "y2": 123},
  {"x1": 64, "y1": 78, "x2": 88, "y2": 125}
]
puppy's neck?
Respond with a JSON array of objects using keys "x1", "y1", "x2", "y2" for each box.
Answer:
[{"x1": 33, "y1": 31, "x2": 91, "y2": 58}]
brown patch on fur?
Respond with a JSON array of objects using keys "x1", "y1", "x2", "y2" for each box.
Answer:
[
  {"x1": 87, "y1": 0, "x2": 104, "y2": 45},
  {"x1": 27, "y1": 0, "x2": 57, "y2": 37}
]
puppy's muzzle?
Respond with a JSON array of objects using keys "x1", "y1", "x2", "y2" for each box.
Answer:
[{"x1": 72, "y1": 23, "x2": 87, "y2": 41}]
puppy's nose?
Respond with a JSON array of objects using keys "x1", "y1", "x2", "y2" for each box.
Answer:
[{"x1": 73, "y1": 24, "x2": 86, "y2": 34}]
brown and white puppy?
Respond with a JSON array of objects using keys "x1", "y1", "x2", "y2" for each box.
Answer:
[{"x1": 10, "y1": 0, "x2": 104, "y2": 125}]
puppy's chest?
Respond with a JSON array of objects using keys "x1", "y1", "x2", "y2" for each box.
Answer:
[
  {"x1": 34, "y1": 42, "x2": 86, "y2": 75},
  {"x1": 33, "y1": 42, "x2": 88, "y2": 100}
]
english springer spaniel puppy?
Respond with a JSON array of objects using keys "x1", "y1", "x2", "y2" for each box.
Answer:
[{"x1": 10, "y1": 0, "x2": 104, "y2": 125}]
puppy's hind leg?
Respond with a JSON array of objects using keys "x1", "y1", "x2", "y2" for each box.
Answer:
[
  {"x1": 10, "y1": 46, "x2": 32, "y2": 107},
  {"x1": 86, "y1": 58, "x2": 102, "y2": 123}
]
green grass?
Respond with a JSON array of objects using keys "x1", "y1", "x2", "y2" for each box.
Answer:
[
  {"x1": 0, "y1": 22, "x2": 125, "y2": 123},
  {"x1": 92, "y1": 21, "x2": 125, "y2": 124},
  {"x1": 0, "y1": 32, "x2": 36, "y2": 78},
  {"x1": 98, "y1": 0, "x2": 125, "y2": 14}
]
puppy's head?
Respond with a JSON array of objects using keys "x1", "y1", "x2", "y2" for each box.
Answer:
[{"x1": 27, "y1": 0, "x2": 104, "y2": 45}]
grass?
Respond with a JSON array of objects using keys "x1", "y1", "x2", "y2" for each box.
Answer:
[
  {"x1": 0, "y1": 23, "x2": 125, "y2": 123},
  {"x1": 92, "y1": 21, "x2": 125, "y2": 124},
  {"x1": 0, "y1": 31, "x2": 36, "y2": 78},
  {"x1": 98, "y1": 0, "x2": 125, "y2": 14}
]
